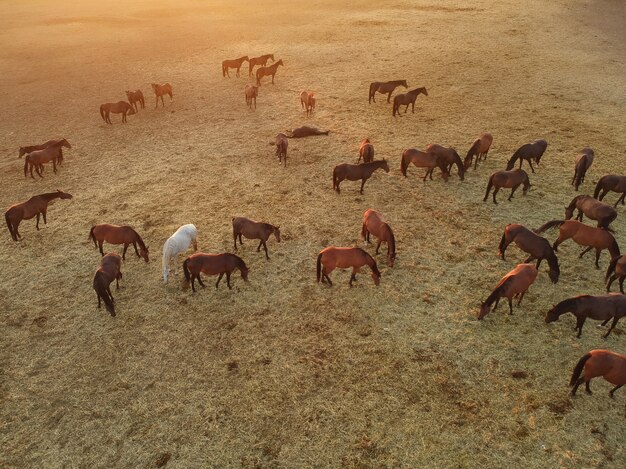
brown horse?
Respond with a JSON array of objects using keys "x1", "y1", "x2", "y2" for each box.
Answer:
[
  {"x1": 570, "y1": 350, "x2": 626, "y2": 400},
  {"x1": 400, "y1": 149, "x2": 449, "y2": 181},
  {"x1": 361, "y1": 209, "x2": 396, "y2": 267},
  {"x1": 392, "y1": 87, "x2": 428, "y2": 116},
  {"x1": 245, "y1": 84, "x2": 259, "y2": 110},
  {"x1": 464, "y1": 132, "x2": 493, "y2": 170},
  {"x1": 23, "y1": 146, "x2": 66, "y2": 178},
  {"x1": 333, "y1": 159, "x2": 389, "y2": 194},
  {"x1": 425, "y1": 144, "x2": 465, "y2": 181},
  {"x1": 271, "y1": 133, "x2": 288, "y2": 167},
  {"x1": 256, "y1": 59, "x2": 284, "y2": 86},
  {"x1": 535, "y1": 220, "x2": 620, "y2": 268},
  {"x1": 505, "y1": 139, "x2": 548, "y2": 173},
  {"x1": 232, "y1": 217, "x2": 281, "y2": 260},
  {"x1": 19, "y1": 139, "x2": 71, "y2": 166},
  {"x1": 606, "y1": 255, "x2": 626, "y2": 293},
  {"x1": 368, "y1": 80, "x2": 408, "y2": 103},
  {"x1": 498, "y1": 224, "x2": 560, "y2": 283},
  {"x1": 222, "y1": 56, "x2": 249, "y2": 77},
  {"x1": 317, "y1": 246, "x2": 381, "y2": 287},
  {"x1": 182, "y1": 252, "x2": 249, "y2": 291},
  {"x1": 5, "y1": 190, "x2": 72, "y2": 241},
  {"x1": 478, "y1": 263, "x2": 538, "y2": 319},
  {"x1": 152, "y1": 83, "x2": 173, "y2": 108},
  {"x1": 572, "y1": 148, "x2": 594, "y2": 191},
  {"x1": 484, "y1": 169, "x2": 531, "y2": 204},
  {"x1": 248, "y1": 54, "x2": 274, "y2": 76},
  {"x1": 545, "y1": 294, "x2": 626, "y2": 338},
  {"x1": 89, "y1": 224, "x2": 149, "y2": 262},
  {"x1": 565, "y1": 195, "x2": 617, "y2": 230},
  {"x1": 300, "y1": 90, "x2": 315, "y2": 116},
  {"x1": 125, "y1": 90, "x2": 145, "y2": 112},
  {"x1": 594, "y1": 174, "x2": 626, "y2": 207},
  {"x1": 358, "y1": 139, "x2": 374, "y2": 164},
  {"x1": 284, "y1": 126, "x2": 329, "y2": 138},
  {"x1": 100, "y1": 101, "x2": 135, "y2": 124},
  {"x1": 93, "y1": 253, "x2": 122, "y2": 317}
]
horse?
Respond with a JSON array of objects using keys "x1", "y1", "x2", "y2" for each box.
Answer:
[
  {"x1": 505, "y1": 139, "x2": 548, "y2": 173},
  {"x1": 570, "y1": 350, "x2": 626, "y2": 400},
  {"x1": 464, "y1": 133, "x2": 493, "y2": 170},
  {"x1": 162, "y1": 224, "x2": 198, "y2": 283},
  {"x1": 5, "y1": 190, "x2": 72, "y2": 241},
  {"x1": 368, "y1": 80, "x2": 408, "y2": 103},
  {"x1": 606, "y1": 255, "x2": 626, "y2": 293},
  {"x1": 125, "y1": 90, "x2": 145, "y2": 112},
  {"x1": 535, "y1": 220, "x2": 620, "y2": 268},
  {"x1": 484, "y1": 169, "x2": 531, "y2": 204},
  {"x1": 361, "y1": 209, "x2": 396, "y2": 267},
  {"x1": 19, "y1": 139, "x2": 71, "y2": 166},
  {"x1": 545, "y1": 294, "x2": 626, "y2": 338},
  {"x1": 498, "y1": 224, "x2": 560, "y2": 283},
  {"x1": 317, "y1": 246, "x2": 381, "y2": 287},
  {"x1": 232, "y1": 217, "x2": 281, "y2": 260},
  {"x1": 248, "y1": 54, "x2": 274, "y2": 76},
  {"x1": 222, "y1": 56, "x2": 249, "y2": 77},
  {"x1": 392, "y1": 87, "x2": 428, "y2": 116},
  {"x1": 23, "y1": 146, "x2": 65, "y2": 178},
  {"x1": 152, "y1": 83, "x2": 173, "y2": 108},
  {"x1": 272, "y1": 133, "x2": 289, "y2": 167},
  {"x1": 572, "y1": 148, "x2": 594, "y2": 191},
  {"x1": 358, "y1": 139, "x2": 374, "y2": 164},
  {"x1": 400, "y1": 149, "x2": 449, "y2": 181},
  {"x1": 594, "y1": 175, "x2": 626, "y2": 207},
  {"x1": 425, "y1": 144, "x2": 465, "y2": 181},
  {"x1": 245, "y1": 85, "x2": 259, "y2": 110},
  {"x1": 182, "y1": 253, "x2": 249, "y2": 292},
  {"x1": 478, "y1": 263, "x2": 538, "y2": 319},
  {"x1": 565, "y1": 195, "x2": 617, "y2": 230},
  {"x1": 284, "y1": 126, "x2": 329, "y2": 138},
  {"x1": 333, "y1": 159, "x2": 389, "y2": 194},
  {"x1": 100, "y1": 101, "x2": 135, "y2": 124},
  {"x1": 88, "y1": 224, "x2": 149, "y2": 262},
  {"x1": 93, "y1": 253, "x2": 122, "y2": 317},
  {"x1": 256, "y1": 59, "x2": 284, "y2": 86},
  {"x1": 300, "y1": 90, "x2": 315, "y2": 116}
]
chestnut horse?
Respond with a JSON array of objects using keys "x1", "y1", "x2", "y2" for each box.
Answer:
[
  {"x1": 222, "y1": 56, "x2": 249, "y2": 77},
  {"x1": 232, "y1": 217, "x2": 281, "y2": 260},
  {"x1": 126, "y1": 90, "x2": 145, "y2": 112},
  {"x1": 565, "y1": 195, "x2": 617, "y2": 230},
  {"x1": 572, "y1": 148, "x2": 594, "y2": 191},
  {"x1": 498, "y1": 224, "x2": 560, "y2": 283},
  {"x1": 23, "y1": 146, "x2": 65, "y2": 178},
  {"x1": 478, "y1": 263, "x2": 538, "y2": 319},
  {"x1": 245, "y1": 84, "x2": 259, "y2": 110},
  {"x1": 152, "y1": 83, "x2": 173, "y2": 108},
  {"x1": 100, "y1": 101, "x2": 135, "y2": 124},
  {"x1": 19, "y1": 139, "x2": 71, "y2": 166},
  {"x1": 570, "y1": 350, "x2": 626, "y2": 400},
  {"x1": 594, "y1": 174, "x2": 626, "y2": 207},
  {"x1": 400, "y1": 149, "x2": 449, "y2": 181},
  {"x1": 333, "y1": 159, "x2": 389, "y2": 194},
  {"x1": 535, "y1": 220, "x2": 620, "y2": 268},
  {"x1": 545, "y1": 294, "x2": 626, "y2": 338},
  {"x1": 358, "y1": 139, "x2": 375, "y2": 164},
  {"x1": 464, "y1": 132, "x2": 493, "y2": 170},
  {"x1": 392, "y1": 87, "x2": 428, "y2": 116},
  {"x1": 606, "y1": 255, "x2": 626, "y2": 293},
  {"x1": 368, "y1": 80, "x2": 407, "y2": 103},
  {"x1": 484, "y1": 169, "x2": 531, "y2": 204},
  {"x1": 248, "y1": 54, "x2": 274, "y2": 77},
  {"x1": 300, "y1": 90, "x2": 315, "y2": 116},
  {"x1": 256, "y1": 59, "x2": 284, "y2": 86},
  {"x1": 93, "y1": 253, "x2": 122, "y2": 317},
  {"x1": 317, "y1": 246, "x2": 381, "y2": 287},
  {"x1": 5, "y1": 190, "x2": 72, "y2": 241},
  {"x1": 89, "y1": 224, "x2": 149, "y2": 262},
  {"x1": 425, "y1": 144, "x2": 465, "y2": 181},
  {"x1": 505, "y1": 139, "x2": 548, "y2": 173},
  {"x1": 361, "y1": 209, "x2": 396, "y2": 267},
  {"x1": 182, "y1": 252, "x2": 249, "y2": 291},
  {"x1": 272, "y1": 133, "x2": 288, "y2": 167}
]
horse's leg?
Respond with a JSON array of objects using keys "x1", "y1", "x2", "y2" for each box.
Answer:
[
  {"x1": 585, "y1": 381, "x2": 593, "y2": 394},
  {"x1": 52, "y1": 159, "x2": 57, "y2": 173},
  {"x1": 36, "y1": 213, "x2": 40, "y2": 230},
  {"x1": 161, "y1": 96, "x2": 165, "y2": 107},
  {"x1": 578, "y1": 246, "x2": 593, "y2": 258},
  {"x1": 133, "y1": 242, "x2": 140, "y2": 257},
  {"x1": 576, "y1": 317, "x2": 586, "y2": 338},
  {"x1": 411, "y1": 101, "x2": 415, "y2": 113},
  {"x1": 262, "y1": 241, "x2": 269, "y2": 260},
  {"x1": 570, "y1": 377, "x2": 585, "y2": 396},
  {"x1": 360, "y1": 178, "x2": 367, "y2": 194},
  {"x1": 191, "y1": 274, "x2": 196, "y2": 292},
  {"x1": 594, "y1": 248, "x2": 601, "y2": 269},
  {"x1": 508, "y1": 185, "x2": 518, "y2": 201},
  {"x1": 516, "y1": 291, "x2": 526, "y2": 306},
  {"x1": 233, "y1": 231, "x2": 238, "y2": 250},
  {"x1": 271, "y1": 73, "x2": 275, "y2": 84},
  {"x1": 507, "y1": 297, "x2": 513, "y2": 314},
  {"x1": 523, "y1": 255, "x2": 536, "y2": 263},
  {"x1": 598, "y1": 189, "x2": 609, "y2": 201},
  {"x1": 36, "y1": 165, "x2": 44, "y2": 178},
  {"x1": 215, "y1": 273, "x2": 223, "y2": 289},
  {"x1": 404, "y1": 104, "x2": 409, "y2": 114},
  {"x1": 609, "y1": 385, "x2": 623, "y2": 398},
  {"x1": 155, "y1": 96, "x2": 159, "y2": 109},
  {"x1": 616, "y1": 193, "x2": 626, "y2": 207},
  {"x1": 196, "y1": 274, "x2": 206, "y2": 288},
  {"x1": 226, "y1": 272, "x2": 232, "y2": 289},
  {"x1": 97, "y1": 292, "x2": 101, "y2": 309},
  {"x1": 576, "y1": 210, "x2": 583, "y2": 222},
  {"x1": 387, "y1": 91, "x2": 392, "y2": 103},
  {"x1": 42, "y1": 210, "x2": 47, "y2": 225},
  {"x1": 528, "y1": 159, "x2": 535, "y2": 173},
  {"x1": 601, "y1": 318, "x2": 610, "y2": 326},
  {"x1": 122, "y1": 243, "x2": 128, "y2": 260},
  {"x1": 606, "y1": 274, "x2": 617, "y2": 292},
  {"x1": 493, "y1": 297, "x2": 500, "y2": 312},
  {"x1": 619, "y1": 276, "x2": 625, "y2": 294},
  {"x1": 375, "y1": 240, "x2": 382, "y2": 255},
  {"x1": 98, "y1": 241, "x2": 105, "y2": 257},
  {"x1": 492, "y1": 187, "x2": 500, "y2": 204}
]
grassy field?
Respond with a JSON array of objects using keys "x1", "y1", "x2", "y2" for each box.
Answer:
[{"x1": 1, "y1": 0, "x2": 626, "y2": 467}]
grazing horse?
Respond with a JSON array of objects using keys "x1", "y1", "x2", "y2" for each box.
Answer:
[
  {"x1": 535, "y1": 219, "x2": 620, "y2": 268},
  {"x1": 425, "y1": 144, "x2": 465, "y2": 181},
  {"x1": 5, "y1": 190, "x2": 72, "y2": 241},
  {"x1": 358, "y1": 139, "x2": 374, "y2": 164},
  {"x1": 484, "y1": 169, "x2": 531, "y2": 204},
  {"x1": 498, "y1": 224, "x2": 560, "y2": 283},
  {"x1": 368, "y1": 80, "x2": 408, "y2": 103},
  {"x1": 232, "y1": 217, "x2": 281, "y2": 260},
  {"x1": 125, "y1": 90, "x2": 145, "y2": 112},
  {"x1": 248, "y1": 54, "x2": 274, "y2": 76},
  {"x1": 572, "y1": 148, "x2": 594, "y2": 191},
  {"x1": 478, "y1": 263, "x2": 538, "y2": 319},
  {"x1": 182, "y1": 252, "x2": 249, "y2": 291},
  {"x1": 284, "y1": 126, "x2": 329, "y2": 138},
  {"x1": 565, "y1": 195, "x2": 617, "y2": 230},
  {"x1": 100, "y1": 101, "x2": 135, "y2": 124},
  {"x1": 256, "y1": 59, "x2": 284, "y2": 86},
  {"x1": 222, "y1": 56, "x2": 249, "y2": 77},
  {"x1": 570, "y1": 350, "x2": 626, "y2": 400},
  {"x1": 152, "y1": 83, "x2": 173, "y2": 108},
  {"x1": 333, "y1": 159, "x2": 390, "y2": 194},
  {"x1": 317, "y1": 246, "x2": 381, "y2": 287},
  {"x1": 361, "y1": 209, "x2": 396, "y2": 267},
  {"x1": 245, "y1": 85, "x2": 259, "y2": 110},
  {"x1": 594, "y1": 175, "x2": 626, "y2": 207},
  {"x1": 400, "y1": 149, "x2": 449, "y2": 181},
  {"x1": 300, "y1": 90, "x2": 315, "y2": 116},
  {"x1": 464, "y1": 133, "x2": 493, "y2": 170},
  {"x1": 606, "y1": 255, "x2": 626, "y2": 293},
  {"x1": 545, "y1": 294, "x2": 626, "y2": 338},
  {"x1": 506, "y1": 139, "x2": 548, "y2": 173},
  {"x1": 88, "y1": 224, "x2": 150, "y2": 262},
  {"x1": 162, "y1": 224, "x2": 198, "y2": 283},
  {"x1": 271, "y1": 133, "x2": 289, "y2": 167},
  {"x1": 23, "y1": 146, "x2": 66, "y2": 178},
  {"x1": 93, "y1": 253, "x2": 123, "y2": 317},
  {"x1": 392, "y1": 87, "x2": 428, "y2": 116},
  {"x1": 19, "y1": 139, "x2": 71, "y2": 166}
]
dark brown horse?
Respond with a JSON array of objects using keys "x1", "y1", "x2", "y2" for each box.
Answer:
[
  {"x1": 271, "y1": 133, "x2": 288, "y2": 167},
  {"x1": 400, "y1": 149, "x2": 449, "y2": 181},
  {"x1": 484, "y1": 169, "x2": 531, "y2": 204},
  {"x1": 248, "y1": 54, "x2": 274, "y2": 76},
  {"x1": 19, "y1": 139, "x2": 71, "y2": 166},
  {"x1": 362, "y1": 209, "x2": 396, "y2": 267},
  {"x1": 572, "y1": 148, "x2": 594, "y2": 191},
  {"x1": 100, "y1": 101, "x2": 135, "y2": 124},
  {"x1": 545, "y1": 294, "x2": 626, "y2": 338},
  {"x1": 505, "y1": 139, "x2": 548, "y2": 173},
  {"x1": 358, "y1": 139, "x2": 374, "y2": 163},
  {"x1": 606, "y1": 255, "x2": 626, "y2": 293},
  {"x1": 5, "y1": 190, "x2": 72, "y2": 241},
  {"x1": 182, "y1": 253, "x2": 249, "y2": 291},
  {"x1": 317, "y1": 246, "x2": 381, "y2": 287},
  {"x1": 425, "y1": 144, "x2": 465, "y2": 181},
  {"x1": 594, "y1": 175, "x2": 626, "y2": 207},
  {"x1": 570, "y1": 350, "x2": 626, "y2": 399},
  {"x1": 368, "y1": 80, "x2": 408, "y2": 103},
  {"x1": 232, "y1": 217, "x2": 281, "y2": 260},
  {"x1": 152, "y1": 83, "x2": 173, "y2": 108},
  {"x1": 392, "y1": 87, "x2": 428, "y2": 116},
  {"x1": 222, "y1": 56, "x2": 249, "y2": 77},
  {"x1": 478, "y1": 263, "x2": 538, "y2": 319},
  {"x1": 89, "y1": 224, "x2": 149, "y2": 262},
  {"x1": 125, "y1": 90, "x2": 145, "y2": 112},
  {"x1": 93, "y1": 253, "x2": 122, "y2": 317},
  {"x1": 284, "y1": 126, "x2": 329, "y2": 138},
  {"x1": 464, "y1": 132, "x2": 493, "y2": 170},
  {"x1": 565, "y1": 195, "x2": 617, "y2": 230},
  {"x1": 333, "y1": 159, "x2": 389, "y2": 194},
  {"x1": 256, "y1": 59, "x2": 284, "y2": 86}
]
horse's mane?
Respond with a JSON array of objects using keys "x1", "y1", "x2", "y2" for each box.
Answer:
[
  {"x1": 131, "y1": 228, "x2": 147, "y2": 250},
  {"x1": 386, "y1": 224, "x2": 396, "y2": 255},
  {"x1": 484, "y1": 276, "x2": 514, "y2": 307}
]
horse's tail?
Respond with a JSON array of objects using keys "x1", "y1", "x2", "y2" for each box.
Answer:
[
  {"x1": 5, "y1": 211, "x2": 15, "y2": 241},
  {"x1": 605, "y1": 255, "x2": 620, "y2": 282},
  {"x1": 483, "y1": 175, "x2": 494, "y2": 201},
  {"x1": 505, "y1": 151, "x2": 519, "y2": 170},
  {"x1": 99, "y1": 104, "x2": 106, "y2": 121},
  {"x1": 182, "y1": 257, "x2": 191, "y2": 290},
  {"x1": 162, "y1": 239, "x2": 170, "y2": 283},
  {"x1": 93, "y1": 272, "x2": 115, "y2": 316},
  {"x1": 316, "y1": 252, "x2": 323, "y2": 282},
  {"x1": 593, "y1": 177, "x2": 605, "y2": 199},
  {"x1": 534, "y1": 220, "x2": 565, "y2": 234},
  {"x1": 23, "y1": 155, "x2": 29, "y2": 178},
  {"x1": 88, "y1": 226, "x2": 97, "y2": 246},
  {"x1": 368, "y1": 82, "x2": 375, "y2": 102},
  {"x1": 569, "y1": 353, "x2": 592, "y2": 386},
  {"x1": 497, "y1": 230, "x2": 508, "y2": 257},
  {"x1": 400, "y1": 151, "x2": 408, "y2": 176}
]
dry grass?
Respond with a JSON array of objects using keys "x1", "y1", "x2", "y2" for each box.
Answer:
[{"x1": 1, "y1": 0, "x2": 626, "y2": 467}]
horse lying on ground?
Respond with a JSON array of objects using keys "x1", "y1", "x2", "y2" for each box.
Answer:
[{"x1": 283, "y1": 126, "x2": 329, "y2": 138}]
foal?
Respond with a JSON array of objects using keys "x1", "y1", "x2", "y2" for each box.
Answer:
[
  {"x1": 232, "y1": 217, "x2": 281, "y2": 260},
  {"x1": 89, "y1": 224, "x2": 150, "y2": 262},
  {"x1": 152, "y1": 83, "x2": 173, "y2": 108},
  {"x1": 464, "y1": 133, "x2": 493, "y2": 170},
  {"x1": 5, "y1": 190, "x2": 73, "y2": 241},
  {"x1": 545, "y1": 294, "x2": 626, "y2": 338},
  {"x1": 358, "y1": 139, "x2": 375, "y2": 163},
  {"x1": 570, "y1": 350, "x2": 626, "y2": 399},
  {"x1": 594, "y1": 174, "x2": 626, "y2": 207},
  {"x1": 505, "y1": 139, "x2": 548, "y2": 173},
  {"x1": 392, "y1": 87, "x2": 428, "y2": 116},
  {"x1": 182, "y1": 253, "x2": 249, "y2": 291},
  {"x1": 361, "y1": 209, "x2": 396, "y2": 267},
  {"x1": 565, "y1": 195, "x2": 617, "y2": 230},
  {"x1": 572, "y1": 148, "x2": 594, "y2": 191},
  {"x1": 93, "y1": 253, "x2": 122, "y2": 317},
  {"x1": 317, "y1": 246, "x2": 381, "y2": 287},
  {"x1": 400, "y1": 149, "x2": 449, "y2": 181},
  {"x1": 484, "y1": 169, "x2": 531, "y2": 204},
  {"x1": 478, "y1": 263, "x2": 538, "y2": 319},
  {"x1": 333, "y1": 160, "x2": 389, "y2": 194}
]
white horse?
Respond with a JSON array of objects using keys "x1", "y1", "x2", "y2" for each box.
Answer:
[{"x1": 162, "y1": 224, "x2": 198, "y2": 283}]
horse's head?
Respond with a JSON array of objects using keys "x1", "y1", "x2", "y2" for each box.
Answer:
[
  {"x1": 125, "y1": 90, "x2": 132, "y2": 99},
  {"x1": 151, "y1": 83, "x2": 157, "y2": 91},
  {"x1": 140, "y1": 245, "x2": 150, "y2": 263},
  {"x1": 523, "y1": 180, "x2": 531, "y2": 195},
  {"x1": 277, "y1": 59, "x2": 284, "y2": 66},
  {"x1": 545, "y1": 306, "x2": 558, "y2": 323},
  {"x1": 548, "y1": 268, "x2": 559, "y2": 284},
  {"x1": 388, "y1": 252, "x2": 396, "y2": 268},
  {"x1": 269, "y1": 54, "x2": 275, "y2": 62},
  {"x1": 421, "y1": 87, "x2": 429, "y2": 96},
  {"x1": 452, "y1": 149, "x2": 465, "y2": 181},
  {"x1": 61, "y1": 139, "x2": 72, "y2": 149},
  {"x1": 273, "y1": 225, "x2": 281, "y2": 243},
  {"x1": 564, "y1": 204, "x2": 574, "y2": 220},
  {"x1": 57, "y1": 189, "x2": 73, "y2": 200},
  {"x1": 381, "y1": 158, "x2": 390, "y2": 173},
  {"x1": 477, "y1": 302, "x2": 490, "y2": 320},
  {"x1": 401, "y1": 80, "x2": 408, "y2": 88},
  {"x1": 240, "y1": 265, "x2": 250, "y2": 282},
  {"x1": 127, "y1": 104, "x2": 136, "y2": 116},
  {"x1": 243, "y1": 55, "x2": 249, "y2": 61},
  {"x1": 19, "y1": 147, "x2": 27, "y2": 158}
]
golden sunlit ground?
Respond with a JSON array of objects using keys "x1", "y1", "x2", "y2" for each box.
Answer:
[{"x1": 1, "y1": 0, "x2": 626, "y2": 467}]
